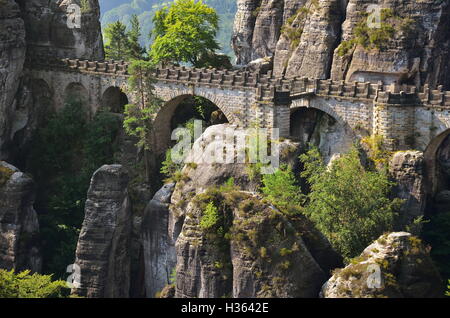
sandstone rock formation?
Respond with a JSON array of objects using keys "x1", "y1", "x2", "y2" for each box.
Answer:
[
  {"x1": 321, "y1": 232, "x2": 443, "y2": 298},
  {"x1": 233, "y1": 0, "x2": 450, "y2": 89},
  {"x1": 174, "y1": 189, "x2": 342, "y2": 298},
  {"x1": 389, "y1": 151, "x2": 426, "y2": 230},
  {"x1": 142, "y1": 183, "x2": 177, "y2": 298},
  {"x1": 331, "y1": 0, "x2": 450, "y2": 88},
  {"x1": 273, "y1": 0, "x2": 344, "y2": 78},
  {"x1": 16, "y1": 0, "x2": 104, "y2": 61},
  {"x1": 72, "y1": 165, "x2": 132, "y2": 298},
  {"x1": 168, "y1": 125, "x2": 342, "y2": 297},
  {"x1": 0, "y1": 0, "x2": 26, "y2": 159},
  {"x1": 0, "y1": 161, "x2": 41, "y2": 272},
  {"x1": 1, "y1": 0, "x2": 104, "y2": 159}
]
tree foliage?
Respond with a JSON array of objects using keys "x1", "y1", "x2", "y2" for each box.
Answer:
[
  {"x1": 261, "y1": 165, "x2": 305, "y2": 213},
  {"x1": 28, "y1": 99, "x2": 121, "y2": 278},
  {"x1": 0, "y1": 269, "x2": 68, "y2": 298},
  {"x1": 150, "y1": 0, "x2": 221, "y2": 67},
  {"x1": 123, "y1": 60, "x2": 162, "y2": 151},
  {"x1": 104, "y1": 21, "x2": 129, "y2": 60},
  {"x1": 299, "y1": 146, "x2": 401, "y2": 259},
  {"x1": 127, "y1": 14, "x2": 146, "y2": 60}
]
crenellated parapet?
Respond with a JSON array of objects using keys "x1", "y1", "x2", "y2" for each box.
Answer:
[{"x1": 26, "y1": 56, "x2": 450, "y2": 153}]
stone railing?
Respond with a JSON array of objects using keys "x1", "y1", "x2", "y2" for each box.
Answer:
[
  {"x1": 276, "y1": 76, "x2": 450, "y2": 106},
  {"x1": 28, "y1": 57, "x2": 450, "y2": 106}
]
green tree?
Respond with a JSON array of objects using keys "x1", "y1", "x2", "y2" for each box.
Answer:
[
  {"x1": 28, "y1": 99, "x2": 121, "y2": 278},
  {"x1": 0, "y1": 269, "x2": 68, "y2": 298},
  {"x1": 123, "y1": 60, "x2": 162, "y2": 180},
  {"x1": 261, "y1": 165, "x2": 304, "y2": 213},
  {"x1": 104, "y1": 21, "x2": 129, "y2": 60},
  {"x1": 299, "y1": 146, "x2": 401, "y2": 259},
  {"x1": 150, "y1": 0, "x2": 221, "y2": 67},
  {"x1": 127, "y1": 14, "x2": 146, "y2": 60}
]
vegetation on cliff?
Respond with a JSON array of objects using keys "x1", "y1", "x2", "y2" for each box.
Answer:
[
  {"x1": 0, "y1": 269, "x2": 68, "y2": 298},
  {"x1": 300, "y1": 146, "x2": 401, "y2": 259},
  {"x1": 27, "y1": 99, "x2": 122, "y2": 278}
]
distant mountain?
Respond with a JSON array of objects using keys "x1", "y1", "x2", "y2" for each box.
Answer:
[{"x1": 98, "y1": 0, "x2": 237, "y2": 59}]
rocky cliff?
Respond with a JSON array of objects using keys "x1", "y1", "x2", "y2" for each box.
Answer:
[
  {"x1": 0, "y1": 161, "x2": 41, "y2": 273},
  {"x1": 166, "y1": 124, "x2": 342, "y2": 298},
  {"x1": 321, "y1": 232, "x2": 443, "y2": 298},
  {"x1": 72, "y1": 165, "x2": 132, "y2": 298},
  {"x1": 0, "y1": 0, "x2": 26, "y2": 159},
  {"x1": 0, "y1": 0, "x2": 104, "y2": 160},
  {"x1": 16, "y1": 0, "x2": 104, "y2": 61},
  {"x1": 233, "y1": 0, "x2": 450, "y2": 89}
]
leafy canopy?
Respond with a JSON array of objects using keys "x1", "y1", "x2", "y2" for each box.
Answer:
[
  {"x1": 261, "y1": 164, "x2": 305, "y2": 213},
  {"x1": 104, "y1": 21, "x2": 129, "y2": 60},
  {"x1": 123, "y1": 60, "x2": 162, "y2": 151},
  {"x1": 300, "y1": 146, "x2": 401, "y2": 259},
  {"x1": 150, "y1": 0, "x2": 220, "y2": 67},
  {"x1": 0, "y1": 269, "x2": 68, "y2": 298}
]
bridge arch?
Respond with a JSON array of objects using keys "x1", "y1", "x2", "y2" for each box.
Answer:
[
  {"x1": 289, "y1": 105, "x2": 355, "y2": 163},
  {"x1": 424, "y1": 129, "x2": 450, "y2": 196},
  {"x1": 101, "y1": 86, "x2": 129, "y2": 113},
  {"x1": 64, "y1": 82, "x2": 89, "y2": 107},
  {"x1": 153, "y1": 94, "x2": 230, "y2": 155}
]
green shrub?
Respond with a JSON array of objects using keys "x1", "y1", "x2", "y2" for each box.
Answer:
[
  {"x1": 200, "y1": 201, "x2": 220, "y2": 231},
  {"x1": 446, "y1": 280, "x2": 450, "y2": 297},
  {"x1": 160, "y1": 149, "x2": 184, "y2": 182},
  {"x1": 261, "y1": 165, "x2": 304, "y2": 213},
  {"x1": 0, "y1": 269, "x2": 68, "y2": 298},
  {"x1": 300, "y1": 146, "x2": 401, "y2": 260},
  {"x1": 337, "y1": 8, "x2": 414, "y2": 56}
]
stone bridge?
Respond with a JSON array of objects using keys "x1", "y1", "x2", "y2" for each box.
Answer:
[{"x1": 26, "y1": 58, "x2": 450, "y2": 157}]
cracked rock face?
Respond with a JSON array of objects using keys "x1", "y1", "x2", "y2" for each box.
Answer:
[
  {"x1": 72, "y1": 165, "x2": 132, "y2": 298},
  {"x1": 233, "y1": 0, "x2": 450, "y2": 89},
  {"x1": 168, "y1": 125, "x2": 342, "y2": 298},
  {"x1": 331, "y1": 0, "x2": 450, "y2": 88},
  {"x1": 16, "y1": 0, "x2": 104, "y2": 60},
  {"x1": 321, "y1": 232, "x2": 443, "y2": 298},
  {"x1": 141, "y1": 183, "x2": 177, "y2": 298},
  {"x1": 0, "y1": 161, "x2": 41, "y2": 273},
  {"x1": 389, "y1": 151, "x2": 426, "y2": 230},
  {"x1": 0, "y1": 0, "x2": 26, "y2": 159}
]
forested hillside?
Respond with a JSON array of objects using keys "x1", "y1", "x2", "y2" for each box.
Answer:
[{"x1": 99, "y1": 0, "x2": 236, "y2": 58}]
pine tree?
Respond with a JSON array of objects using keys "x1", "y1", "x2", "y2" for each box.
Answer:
[
  {"x1": 104, "y1": 21, "x2": 129, "y2": 60},
  {"x1": 127, "y1": 14, "x2": 146, "y2": 60}
]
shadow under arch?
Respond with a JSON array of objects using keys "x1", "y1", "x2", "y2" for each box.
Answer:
[
  {"x1": 289, "y1": 105, "x2": 355, "y2": 163},
  {"x1": 101, "y1": 86, "x2": 129, "y2": 113},
  {"x1": 423, "y1": 128, "x2": 450, "y2": 196},
  {"x1": 152, "y1": 94, "x2": 230, "y2": 156},
  {"x1": 64, "y1": 82, "x2": 89, "y2": 107}
]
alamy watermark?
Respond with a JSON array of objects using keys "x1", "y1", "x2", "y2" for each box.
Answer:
[{"x1": 170, "y1": 121, "x2": 280, "y2": 174}]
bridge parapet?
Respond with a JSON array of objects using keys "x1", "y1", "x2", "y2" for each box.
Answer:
[{"x1": 279, "y1": 77, "x2": 450, "y2": 107}]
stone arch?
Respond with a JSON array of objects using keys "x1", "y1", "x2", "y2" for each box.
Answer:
[
  {"x1": 289, "y1": 105, "x2": 354, "y2": 164},
  {"x1": 31, "y1": 78, "x2": 53, "y2": 110},
  {"x1": 101, "y1": 86, "x2": 129, "y2": 113},
  {"x1": 290, "y1": 98, "x2": 348, "y2": 128},
  {"x1": 153, "y1": 93, "x2": 230, "y2": 155},
  {"x1": 154, "y1": 85, "x2": 236, "y2": 125},
  {"x1": 424, "y1": 128, "x2": 450, "y2": 196},
  {"x1": 64, "y1": 82, "x2": 89, "y2": 107}
]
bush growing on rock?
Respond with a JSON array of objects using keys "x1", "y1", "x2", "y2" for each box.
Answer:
[
  {"x1": 0, "y1": 269, "x2": 68, "y2": 298},
  {"x1": 261, "y1": 164, "x2": 304, "y2": 213},
  {"x1": 300, "y1": 146, "x2": 402, "y2": 260}
]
